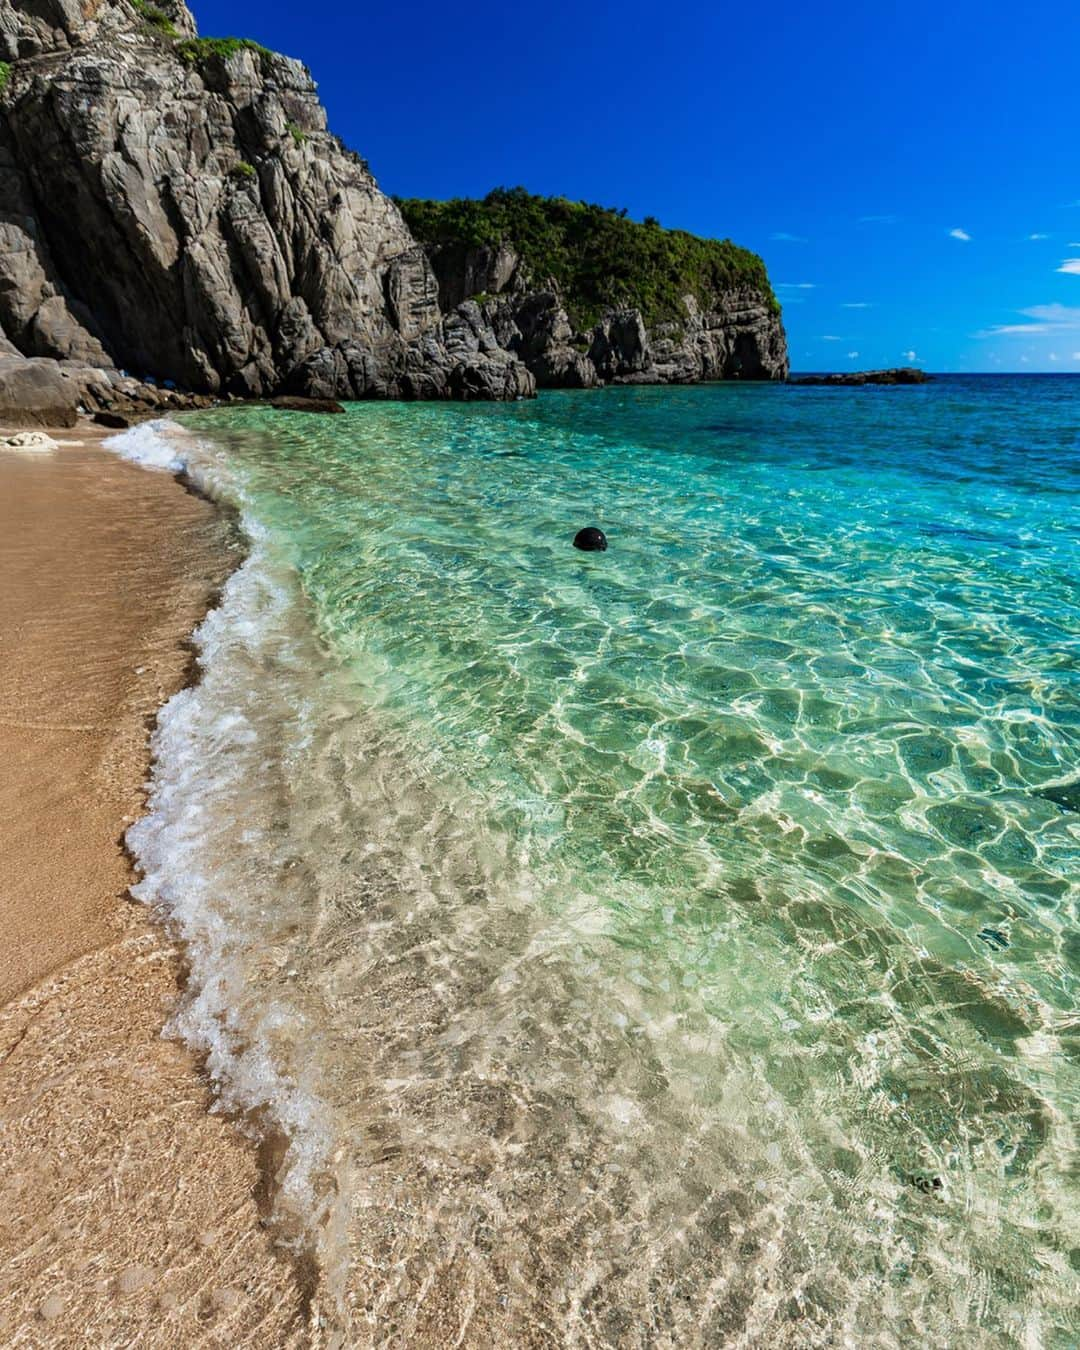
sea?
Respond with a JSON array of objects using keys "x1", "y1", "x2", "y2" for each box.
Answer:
[{"x1": 111, "y1": 375, "x2": 1079, "y2": 1347}]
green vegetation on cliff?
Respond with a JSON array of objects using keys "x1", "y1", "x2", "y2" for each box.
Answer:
[
  {"x1": 0, "y1": 62, "x2": 10, "y2": 98},
  {"x1": 397, "y1": 187, "x2": 780, "y2": 329},
  {"x1": 131, "y1": 0, "x2": 178, "y2": 38},
  {"x1": 176, "y1": 36, "x2": 274, "y2": 69}
]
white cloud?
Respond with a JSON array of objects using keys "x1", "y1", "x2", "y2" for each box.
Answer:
[
  {"x1": 1073, "y1": 352, "x2": 1080, "y2": 360},
  {"x1": 771, "y1": 231, "x2": 808, "y2": 243},
  {"x1": 949, "y1": 228, "x2": 971, "y2": 241},
  {"x1": 975, "y1": 304, "x2": 1080, "y2": 337},
  {"x1": 1049, "y1": 352, "x2": 1059, "y2": 361},
  {"x1": 997, "y1": 325, "x2": 1047, "y2": 335},
  {"x1": 847, "y1": 351, "x2": 860, "y2": 359},
  {"x1": 982, "y1": 323, "x2": 1056, "y2": 335},
  {"x1": 1070, "y1": 242, "x2": 1080, "y2": 248},
  {"x1": 821, "y1": 335, "x2": 843, "y2": 341},
  {"x1": 842, "y1": 302, "x2": 870, "y2": 308},
  {"x1": 1028, "y1": 233, "x2": 1050, "y2": 240},
  {"x1": 1014, "y1": 304, "x2": 1080, "y2": 324},
  {"x1": 1056, "y1": 258, "x2": 1080, "y2": 275},
  {"x1": 901, "y1": 350, "x2": 921, "y2": 363},
  {"x1": 778, "y1": 282, "x2": 816, "y2": 289}
]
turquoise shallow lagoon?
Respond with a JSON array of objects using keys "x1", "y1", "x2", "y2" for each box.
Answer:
[{"x1": 122, "y1": 378, "x2": 1078, "y2": 1344}]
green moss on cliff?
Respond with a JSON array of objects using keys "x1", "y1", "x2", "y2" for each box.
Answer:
[
  {"x1": 0, "y1": 63, "x2": 10, "y2": 99},
  {"x1": 396, "y1": 187, "x2": 779, "y2": 330},
  {"x1": 177, "y1": 37, "x2": 274, "y2": 68},
  {"x1": 131, "y1": 0, "x2": 178, "y2": 38}
]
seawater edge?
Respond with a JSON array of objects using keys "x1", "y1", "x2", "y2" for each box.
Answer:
[{"x1": 104, "y1": 417, "x2": 347, "y2": 1342}]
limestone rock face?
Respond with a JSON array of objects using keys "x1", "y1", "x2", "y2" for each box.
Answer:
[
  {"x1": 0, "y1": 0, "x2": 196, "y2": 61},
  {"x1": 421, "y1": 245, "x2": 789, "y2": 388},
  {"x1": 425, "y1": 242, "x2": 525, "y2": 312},
  {"x1": 0, "y1": 0, "x2": 535, "y2": 401},
  {"x1": 485, "y1": 292, "x2": 600, "y2": 390}
]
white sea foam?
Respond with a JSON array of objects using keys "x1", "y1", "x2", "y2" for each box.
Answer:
[
  {"x1": 105, "y1": 420, "x2": 346, "y2": 1285},
  {"x1": 128, "y1": 558, "x2": 333, "y2": 1202},
  {"x1": 105, "y1": 418, "x2": 190, "y2": 474}
]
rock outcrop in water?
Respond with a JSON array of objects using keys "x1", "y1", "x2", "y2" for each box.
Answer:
[
  {"x1": 0, "y1": 2, "x2": 787, "y2": 416},
  {"x1": 0, "y1": 0, "x2": 534, "y2": 404},
  {"x1": 790, "y1": 368, "x2": 931, "y2": 386},
  {"x1": 398, "y1": 190, "x2": 789, "y2": 388}
]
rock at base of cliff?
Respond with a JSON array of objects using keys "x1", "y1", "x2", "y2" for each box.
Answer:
[
  {"x1": 0, "y1": 357, "x2": 80, "y2": 428},
  {"x1": 269, "y1": 396, "x2": 347, "y2": 414},
  {"x1": 92, "y1": 411, "x2": 134, "y2": 429}
]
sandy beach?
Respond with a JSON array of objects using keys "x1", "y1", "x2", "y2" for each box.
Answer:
[{"x1": 0, "y1": 426, "x2": 306, "y2": 1345}]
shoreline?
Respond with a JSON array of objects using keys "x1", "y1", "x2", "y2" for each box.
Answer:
[
  {"x1": 0, "y1": 421, "x2": 308, "y2": 1344},
  {"x1": 4, "y1": 395, "x2": 1075, "y2": 1343}
]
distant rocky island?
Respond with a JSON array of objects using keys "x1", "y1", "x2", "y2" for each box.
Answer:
[
  {"x1": 0, "y1": 0, "x2": 787, "y2": 424},
  {"x1": 790, "y1": 368, "x2": 931, "y2": 386}
]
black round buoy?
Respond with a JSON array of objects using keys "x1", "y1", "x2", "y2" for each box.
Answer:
[{"x1": 573, "y1": 526, "x2": 608, "y2": 552}]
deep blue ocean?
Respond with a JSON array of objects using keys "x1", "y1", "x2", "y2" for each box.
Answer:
[{"x1": 119, "y1": 376, "x2": 1079, "y2": 1345}]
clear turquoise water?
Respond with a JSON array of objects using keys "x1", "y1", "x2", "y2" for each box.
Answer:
[{"x1": 124, "y1": 378, "x2": 1078, "y2": 1345}]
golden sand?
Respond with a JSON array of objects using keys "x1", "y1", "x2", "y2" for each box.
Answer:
[{"x1": 0, "y1": 427, "x2": 307, "y2": 1345}]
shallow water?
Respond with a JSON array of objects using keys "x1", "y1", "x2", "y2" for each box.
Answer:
[{"x1": 118, "y1": 378, "x2": 1078, "y2": 1346}]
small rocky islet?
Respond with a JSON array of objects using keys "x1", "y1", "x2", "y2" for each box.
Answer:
[{"x1": 789, "y1": 367, "x2": 932, "y2": 386}]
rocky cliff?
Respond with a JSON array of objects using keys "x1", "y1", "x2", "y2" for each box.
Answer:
[
  {"x1": 0, "y1": 0, "x2": 534, "y2": 402},
  {"x1": 0, "y1": 3, "x2": 785, "y2": 415},
  {"x1": 398, "y1": 189, "x2": 789, "y2": 388}
]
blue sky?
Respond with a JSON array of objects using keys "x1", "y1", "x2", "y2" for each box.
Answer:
[{"x1": 192, "y1": 0, "x2": 1080, "y2": 372}]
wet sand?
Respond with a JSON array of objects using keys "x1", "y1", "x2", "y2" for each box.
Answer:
[{"x1": 0, "y1": 426, "x2": 307, "y2": 1345}]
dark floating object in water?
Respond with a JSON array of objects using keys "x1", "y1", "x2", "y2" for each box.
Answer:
[
  {"x1": 573, "y1": 527, "x2": 608, "y2": 552},
  {"x1": 1034, "y1": 777, "x2": 1080, "y2": 814}
]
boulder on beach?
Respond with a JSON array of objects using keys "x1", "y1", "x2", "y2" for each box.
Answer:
[
  {"x1": 0, "y1": 356, "x2": 80, "y2": 428},
  {"x1": 0, "y1": 430, "x2": 60, "y2": 453},
  {"x1": 92, "y1": 411, "x2": 134, "y2": 430}
]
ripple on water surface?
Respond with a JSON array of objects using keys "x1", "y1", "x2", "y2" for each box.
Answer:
[{"x1": 127, "y1": 380, "x2": 1079, "y2": 1345}]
